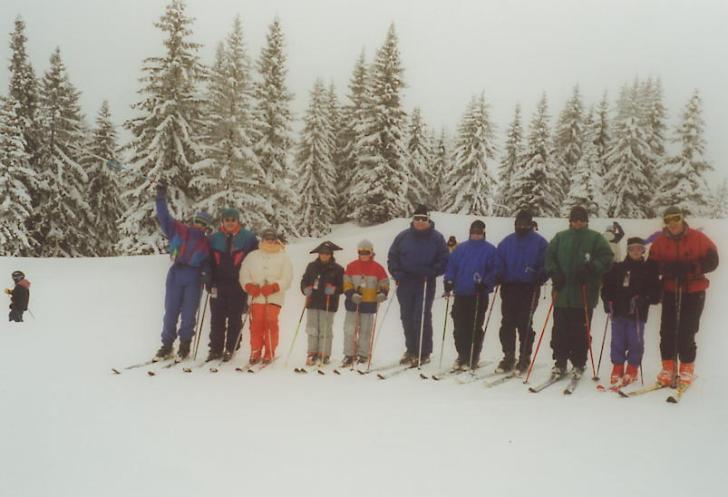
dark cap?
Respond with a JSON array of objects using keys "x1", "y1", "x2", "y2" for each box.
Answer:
[
  {"x1": 413, "y1": 204, "x2": 429, "y2": 218},
  {"x1": 469, "y1": 220, "x2": 485, "y2": 234},
  {"x1": 260, "y1": 227, "x2": 278, "y2": 241},
  {"x1": 569, "y1": 206, "x2": 589, "y2": 222},
  {"x1": 221, "y1": 208, "x2": 240, "y2": 221},
  {"x1": 663, "y1": 206, "x2": 683, "y2": 218},
  {"x1": 515, "y1": 210, "x2": 533, "y2": 226},
  {"x1": 627, "y1": 237, "x2": 645, "y2": 248}
]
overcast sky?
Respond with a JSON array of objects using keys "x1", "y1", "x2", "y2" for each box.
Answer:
[{"x1": 1, "y1": 0, "x2": 726, "y2": 180}]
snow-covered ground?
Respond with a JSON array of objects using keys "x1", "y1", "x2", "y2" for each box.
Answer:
[{"x1": 1, "y1": 214, "x2": 726, "y2": 497}]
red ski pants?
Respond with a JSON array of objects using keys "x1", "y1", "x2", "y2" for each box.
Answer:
[{"x1": 250, "y1": 303, "x2": 281, "y2": 360}]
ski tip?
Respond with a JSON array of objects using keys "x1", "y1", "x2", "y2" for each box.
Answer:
[
  {"x1": 617, "y1": 390, "x2": 629, "y2": 398},
  {"x1": 235, "y1": 367, "x2": 244, "y2": 372},
  {"x1": 147, "y1": 371, "x2": 155, "y2": 377},
  {"x1": 419, "y1": 373, "x2": 429, "y2": 380},
  {"x1": 666, "y1": 396, "x2": 679, "y2": 404},
  {"x1": 111, "y1": 368, "x2": 121, "y2": 375},
  {"x1": 333, "y1": 369, "x2": 341, "y2": 375},
  {"x1": 183, "y1": 368, "x2": 192, "y2": 373},
  {"x1": 317, "y1": 370, "x2": 325, "y2": 375},
  {"x1": 209, "y1": 368, "x2": 218, "y2": 373},
  {"x1": 377, "y1": 374, "x2": 386, "y2": 380},
  {"x1": 591, "y1": 376, "x2": 600, "y2": 382}
]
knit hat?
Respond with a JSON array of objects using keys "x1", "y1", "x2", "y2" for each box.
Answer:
[
  {"x1": 515, "y1": 210, "x2": 533, "y2": 226},
  {"x1": 569, "y1": 206, "x2": 588, "y2": 222},
  {"x1": 663, "y1": 206, "x2": 683, "y2": 219},
  {"x1": 11, "y1": 270, "x2": 24, "y2": 283},
  {"x1": 447, "y1": 236, "x2": 457, "y2": 247},
  {"x1": 357, "y1": 239, "x2": 374, "y2": 252},
  {"x1": 469, "y1": 220, "x2": 486, "y2": 235},
  {"x1": 412, "y1": 204, "x2": 429, "y2": 219},
  {"x1": 627, "y1": 237, "x2": 645, "y2": 248},
  {"x1": 193, "y1": 211, "x2": 213, "y2": 228},
  {"x1": 310, "y1": 241, "x2": 343, "y2": 255},
  {"x1": 221, "y1": 208, "x2": 240, "y2": 221}
]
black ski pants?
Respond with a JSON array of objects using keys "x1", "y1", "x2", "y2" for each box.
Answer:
[
  {"x1": 451, "y1": 293, "x2": 489, "y2": 363},
  {"x1": 659, "y1": 290, "x2": 705, "y2": 363},
  {"x1": 551, "y1": 306, "x2": 593, "y2": 369},
  {"x1": 208, "y1": 289, "x2": 247, "y2": 354},
  {"x1": 498, "y1": 283, "x2": 539, "y2": 360}
]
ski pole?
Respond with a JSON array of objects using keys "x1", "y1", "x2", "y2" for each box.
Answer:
[
  {"x1": 524, "y1": 298, "x2": 554, "y2": 384},
  {"x1": 321, "y1": 294, "x2": 331, "y2": 364},
  {"x1": 593, "y1": 301, "x2": 612, "y2": 381},
  {"x1": 284, "y1": 297, "x2": 309, "y2": 367},
  {"x1": 416, "y1": 277, "x2": 428, "y2": 369},
  {"x1": 580, "y1": 284, "x2": 597, "y2": 378},
  {"x1": 365, "y1": 303, "x2": 379, "y2": 370},
  {"x1": 671, "y1": 278, "x2": 684, "y2": 388},
  {"x1": 635, "y1": 303, "x2": 644, "y2": 385},
  {"x1": 518, "y1": 286, "x2": 540, "y2": 365},
  {"x1": 230, "y1": 309, "x2": 249, "y2": 359},
  {"x1": 192, "y1": 290, "x2": 209, "y2": 361},
  {"x1": 352, "y1": 302, "x2": 361, "y2": 361},
  {"x1": 477, "y1": 284, "x2": 499, "y2": 368},
  {"x1": 437, "y1": 293, "x2": 451, "y2": 370},
  {"x1": 368, "y1": 292, "x2": 395, "y2": 371},
  {"x1": 467, "y1": 273, "x2": 483, "y2": 370}
]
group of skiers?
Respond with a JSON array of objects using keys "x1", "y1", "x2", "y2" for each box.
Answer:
[{"x1": 149, "y1": 178, "x2": 719, "y2": 391}]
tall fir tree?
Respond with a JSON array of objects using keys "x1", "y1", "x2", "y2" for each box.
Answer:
[
  {"x1": 553, "y1": 85, "x2": 584, "y2": 198},
  {"x1": 593, "y1": 91, "x2": 611, "y2": 176},
  {"x1": 429, "y1": 129, "x2": 451, "y2": 211},
  {"x1": 350, "y1": 24, "x2": 409, "y2": 224},
  {"x1": 192, "y1": 17, "x2": 269, "y2": 231},
  {"x1": 118, "y1": 0, "x2": 207, "y2": 255},
  {"x1": 442, "y1": 94, "x2": 496, "y2": 215},
  {"x1": 0, "y1": 96, "x2": 34, "y2": 255},
  {"x1": 510, "y1": 93, "x2": 563, "y2": 216},
  {"x1": 562, "y1": 110, "x2": 604, "y2": 217},
  {"x1": 496, "y1": 103, "x2": 524, "y2": 216},
  {"x1": 36, "y1": 48, "x2": 91, "y2": 256},
  {"x1": 85, "y1": 100, "x2": 123, "y2": 256},
  {"x1": 252, "y1": 17, "x2": 298, "y2": 236},
  {"x1": 603, "y1": 83, "x2": 653, "y2": 217},
  {"x1": 640, "y1": 78, "x2": 667, "y2": 180},
  {"x1": 325, "y1": 82, "x2": 347, "y2": 223},
  {"x1": 294, "y1": 79, "x2": 337, "y2": 236},
  {"x1": 653, "y1": 90, "x2": 712, "y2": 215},
  {"x1": 403, "y1": 107, "x2": 433, "y2": 210},
  {"x1": 712, "y1": 179, "x2": 728, "y2": 219}
]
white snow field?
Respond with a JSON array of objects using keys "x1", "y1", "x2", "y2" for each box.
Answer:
[{"x1": 1, "y1": 214, "x2": 726, "y2": 497}]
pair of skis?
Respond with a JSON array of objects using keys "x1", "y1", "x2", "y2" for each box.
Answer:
[{"x1": 528, "y1": 371, "x2": 582, "y2": 395}]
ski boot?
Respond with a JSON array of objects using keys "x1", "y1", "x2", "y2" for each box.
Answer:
[
  {"x1": 495, "y1": 355, "x2": 515, "y2": 374},
  {"x1": 249, "y1": 353, "x2": 261, "y2": 365},
  {"x1": 678, "y1": 362, "x2": 695, "y2": 385},
  {"x1": 571, "y1": 365, "x2": 585, "y2": 379},
  {"x1": 357, "y1": 355, "x2": 368, "y2": 364},
  {"x1": 399, "y1": 352, "x2": 415, "y2": 365},
  {"x1": 621, "y1": 364, "x2": 639, "y2": 385},
  {"x1": 177, "y1": 340, "x2": 191, "y2": 361},
  {"x1": 153, "y1": 344, "x2": 173, "y2": 362},
  {"x1": 305, "y1": 353, "x2": 318, "y2": 366},
  {"x1": 656, "y1": 359, "x2": 675, "y2": 387},
  {"x1": 516, "y1": 355, "x2": 531, "y2": 375},
  {"x1": 341, "y1": 356, "x2": 354, "y2": 367},
  {"x1": 551, "y1": 363, "x2": 566, "y2": 377},
  {"x1": 222, "y1": 351, "x2": 233, "y2": 362},
  {"x1": 206, "y1": 350, "x2": 223, "y2": 362},
  {"x1": 610, "y1": 363, "x2": 624, "y2": 385}
]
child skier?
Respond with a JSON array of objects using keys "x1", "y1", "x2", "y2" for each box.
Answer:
[
  {"x1": 300, "y1": 241, "x2": 344, "y2": 366},
  {"x1": 239, "y1": 228, "x2": 293, "y2": 364},
  {"x1": 341, "y1": 240, "x2": 390, "y2": 367},
  {"x1": 601, "y1": 237, "x2": 660, "y2": 386},
  {"x1": 5, "y1": 270, "x2": 30, "y2": 322}
]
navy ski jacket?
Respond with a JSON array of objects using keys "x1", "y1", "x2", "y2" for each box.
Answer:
[
  {"x1": 444, "y1": 239, "x2": 499, "y2": 295},
  {"x1": 496, "y1": 231, "x2": 549, "y2": 285},
  {"x1": 387, "y1": 222, "x2": 449, "y2": 283}
]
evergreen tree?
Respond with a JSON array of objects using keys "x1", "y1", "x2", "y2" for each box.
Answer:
[
  {"x1": 593, "y1": 91, "x2": 611, "y2": 176},
  {"x1": 442, "y1": 94, "x2": 497, "y2": 215},
  {"x1": 403, "y1": 107, "x2": 433, "y2": 210},
  {"x1": 118, "y1": 0, "x2": 207, "y2": 255},
  {"x1": 326, "y1": 82, "x2": 347, "y2": 224},
  {"x1": 496, "y1": 103, "x2": 524, "y2": 216},
  {"x1": 553, "y1": 85, "x2": 584, "y2": 196},
  {"x1": 562, "y1": 110, "x2": 604, "y2": 217},
  {"x1": 640, "y1": 78, "x2": 667, "y2": 184},
  {"x1": 192, "y1": 17, "x2": 269, "y2": 231},
  {"x1": 653, "y1": 90, "x2": 712, "y2": 215},
  {"x1": 86, "y1": 100, "x2": 123, "y2": 256},
  {"x1": 603, "y1": 83, "x2": 653, "y2": 217},
  {"x1": 252, "y1": 17, "x2": 298, "y2": 236},
  {"x1": 0, "y1": 96, "x2": 34, "y2": 255},
  {"x1": 510, "y1": 94, "x2": 563, "y2": 216},
  {"x1": 712, "y1": 179, "x2": 728, "y2": 219},
  {"x1": 294, "y1": 79, "x2": 336, "y2": 236},
  {"x1": 429, "y1": 129, "x2": 451, "y2": 211},
  {"x1": 36, "y1": 48, "x2": 91, "y2": 257},
  {"x1": 351, "y1": 24, "x2": 408, "y2": 224}
]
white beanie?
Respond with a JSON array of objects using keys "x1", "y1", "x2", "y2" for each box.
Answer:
[{"x1": 357, "y1": 239, "x2": 374, "y2": 252}]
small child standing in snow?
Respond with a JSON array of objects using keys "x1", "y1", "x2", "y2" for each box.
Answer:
[
  {"x1": 5, "y1": 270, "x2": 30, "y2": 322},
  {"x1": 601, "y1": 237, "x2": 660, "y2": 386},
  {"x1": 300, "y1": 241, "x2": 344, "y2": 366}
]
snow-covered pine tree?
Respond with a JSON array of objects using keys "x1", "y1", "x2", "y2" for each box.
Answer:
[
  {"x1": 510, "y1": 93, "x2": 563, "y2": 217},
  {"x1": 593, "y1": 91, "x2": 611, "y2": 176},
  {"x1": 325, "y1": 82, "x2": 348, "y2": 224},
  {"x1": 118, "y1": 0, "x2": 207, "y2": 255},
  {"x1": 713, "y1": 179, "x2": 728, "y2": 219},
  {"x1": 0, "y1": 96, "x2": 34, "y2": 256},
  {"x1": 294, "y1": 79, "x2": 337, "y2": 236},
  {"x1": 496, "y1": 103, "x2": 524, "y2": 216},
  {"x1": 252, "y1": 17, "x2": 298, "y2": 236},
  {"x1": 335, "y1": 51, "x2": 369, "y2": 223},
  {"x1": 403, "y1": 107, "x2": 434, "y2": 210},
  {"x1": 603, "y1": 83, "x2": 653, "y2": 218},
  {"x1": 35, "y1": 48, "x2": 92, "y2": 257},
  {"x1": 429, "y1": 129, "x2": 451, "y2": 211},
  {"x1": 640, "y1": 78, "x2": 667, "y2": 185},
  {"x1": 442, "y1": 93, "x2": 496, "y2": 215},
  {"x1": 350, "y1": 24, "x2": 409, "y2": 224},
  {"x1": 553, "y1": 85, "x2": 584, "y2": 198},
  {"x1": 562, "y1": 109, "x2": 604, "y2": 217},
  {"x1": 192, "y1": 17, "x2": 269, "y2": 232},
  {"x1": 653, "y1": 90, "x2": 712, "y2": 215},
  {"x1": 85, "y1": 100, "x2": 123, "y2": 256}
]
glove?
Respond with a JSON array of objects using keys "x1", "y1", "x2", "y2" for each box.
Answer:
[
  {"x1": 665, "y1": 261, "x2": 691, "y2": 280},
  {"x1": 612, "y1": 222, "x2": 625, "y2": 243},
  {"x1": 376, "y1": 292, "x2": 387, "y2": 303},
  {"x1": 261, "y1": 282, "x2": 280, "y2": 297},
  {"x1": 603, "y1": 301, "x2": 612, "y2": 314},
  {"x1": 324, "y1": 284, "x2": 336, "y2": 296},
  {"x1": 303, "y1": 286, "x2": 313, "y2": 296},
  {"x1": 551, "y1": 272, "x2": 566, "y2": 291},
  {"x1": 351, "y1": 293, "x2": 363, "y2": 304},
  {"x1": 245, "y1": 283, "x2": 261, "y2": 298},
  {"x1": 574, "y1": 262, "x2": 593, "y2": 283},
  {"x1": 536, "y1": 273, "x2": 549, "y2": 286},
  {"x1": 444, "y1": 280, "x2": 454, "y2": 293},
  {"x1": 155, "y1": 181, "x2": 167, "y2": 197},
  {"x1": 474, "y1": 280, "x2": 486, "y2": 292},
  {"x1": 208, "y1": 286, "x2": 218, "y2": 298}
]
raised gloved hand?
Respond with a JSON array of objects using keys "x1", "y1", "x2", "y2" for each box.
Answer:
[
  {"x1": 245, "y1": 283, "x2": 261, "y2": 298},
  {"x1": 303, "y1": 286, "x2": 313, "y2": 296},
  {"x1": 351, "y1": 293, "x2": 363, "y2": 304},
  {"x1": 261, "y1": 282, "x2": 280, "y2": 297},
  {"x1": 376, "y1": 292, "x2": 387, "y2": 303},
  {"x1": 324, "y1": 284, "x2": 336, "y2": 296}
]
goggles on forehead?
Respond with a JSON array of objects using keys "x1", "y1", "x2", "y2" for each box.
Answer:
[
  {"x1": 663, "y1": 214, "x2": 683, "y2": 224},
  {"x1": 358, "y1": 250, "x2": 372, "y2": 256},
  {"x1": 413, "y1": 215, "x2": 429, "y2": 222}
]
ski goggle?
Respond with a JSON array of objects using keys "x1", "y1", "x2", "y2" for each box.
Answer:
[
  {"x1": 663, "y1": 214, "x2": 683, "y2": 224},
  {"x1": 412, "y1": 215, "x2": 429, "y2": 222},
  {"x1": 358, "y1": 250, "x2": 372, "y2": 256}
]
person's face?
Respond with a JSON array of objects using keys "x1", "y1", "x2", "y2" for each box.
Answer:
[
  {"x1": 515, "y1": 222, "x2": 531, "y2": 236},
  {"x1": 664, "y1": 214, "x2": 684, "y2": 236},
  {"x1": 260, "y1": 237, "x2": 279, "y2": 252},
  {"x1": 222, "y1": 217, "x2": 239, "y2": 231},
  {"x1": 627, "y1": 245, "x2": 645, "y2": 261},
  {"x1": 570, "y1": 218, "x2": 587, "y2": 230},
  {"x1": 358, "y1": 250, "x2": 372, "y2": 262},
  {"x1": 469, "y1": 231, "x2": 484, "y2": 241},
  {"x1": 319, "y1": 252, "x2": 332, "y2": 263},
  {"x1": 412, "y1": 215, "x2": 430, "y2": 230}
]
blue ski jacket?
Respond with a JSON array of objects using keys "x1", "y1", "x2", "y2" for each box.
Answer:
[
  {"x1": 444, "y1": 239, "x2": 499, "y2": 296},
  {"x1": 496, "y1": 231, "x2": 548, "y2": 285}
]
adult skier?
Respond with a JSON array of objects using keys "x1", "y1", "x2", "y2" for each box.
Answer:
[
  {"x1": 545, "y1": 206, "x2": 614, "y2": 377},
  {"x1": 300, "y1": 241, "x2": 345, "y2": 366},
  {"x1": 648, "y1": 206, "x2": 719, "y2": 387},
  {"x1": 443, "y1": 220, "x2": 499, "y2": 369},
  {"x1": 205, "y1": 208, "x2": 258, "y2": 362},
  {"x1": 388, "y1": 205, "x2": 449, "y2": 366},
  {"x1": 495, "y1": 210, "x2": 548, "y2": 374},
  {"x1": 153, "y1": 183, "x2": 212, "y2": 362}
]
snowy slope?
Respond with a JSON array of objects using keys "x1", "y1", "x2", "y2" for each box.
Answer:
[{"x1": 1, "y1": 214, "x2": 726, "y2": 497}]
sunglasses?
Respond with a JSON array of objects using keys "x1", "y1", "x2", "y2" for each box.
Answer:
[
  {"x1": 413, "y1": 216, "x2": 429, "y2": 222},
  {"x1": 570, "y1": 217, "x2": 587, "y2": 223},
  {"x1": 664, "y1": 214, "x2": 683, "y2": 224},
  {"x1": 358, "y1": 250, "x2": 372, "y2": 256}
]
